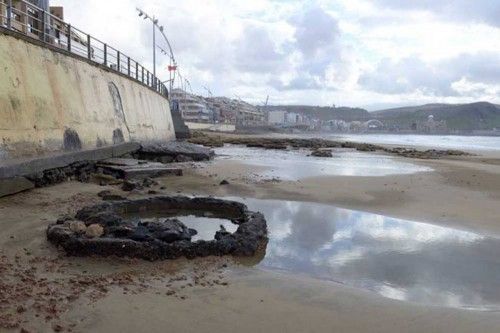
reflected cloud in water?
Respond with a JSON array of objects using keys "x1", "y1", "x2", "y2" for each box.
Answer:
[
  {"x1": 231, "y1": 197, "x2": 500, "y2": 311},
  {"x1": 215, "y1": 145, "x2": 432, "y2": 180}
]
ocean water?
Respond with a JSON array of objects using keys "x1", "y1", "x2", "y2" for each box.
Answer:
[{"x1": 323, "y1": 134, "x2": 500, "y2": 151}]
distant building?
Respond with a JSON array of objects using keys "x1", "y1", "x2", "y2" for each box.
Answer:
[
  {"x1": 205, "y1": 97, "x2": 236, "y2": 124},
  {"x1": 267, "y1": 110, "x2": 287, "y2": 125},
  {"x1": 4, "y1": 0, "x2": 65, "y2": 46},
  {"x1": 206, "y1": 96, "x2": 265, "y2": 126},
  {"x1": 417, "y1": 115, "x2": 447, "y2": 133},
  {"x1": 171, "y1": 89, "x2": 214, "y2": 123},
  {"x1": 233, "y1": 100, "x2": 265, "y2": 126}
]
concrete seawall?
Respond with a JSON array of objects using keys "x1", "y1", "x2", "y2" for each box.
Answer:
[{"x1": 0, "y1": 31, "x2": 175, "y2": 160}]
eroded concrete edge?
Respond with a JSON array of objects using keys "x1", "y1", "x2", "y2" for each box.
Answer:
[{"x1": 0, "y1": 142, "x2": 140, "y2": 198}]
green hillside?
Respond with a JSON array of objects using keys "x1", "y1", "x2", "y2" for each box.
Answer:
[
  {"x1": 266, "y1": 105, "x2": 371, "y2": 122},
  {"x1": 372, "y1": 102, "x2": 500, "y2": 131}
]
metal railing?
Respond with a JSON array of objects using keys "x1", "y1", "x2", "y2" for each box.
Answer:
[{"x1": 0, "y1": 0, "x2": 168, "y2": 98}]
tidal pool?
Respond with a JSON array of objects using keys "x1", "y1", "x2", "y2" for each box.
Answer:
[
  {"x1": 214, "y1": 145, "x2": 432, "y2": 180},
  {"x1": 177, "y1": 216, "x2": 238, "y2": 242},
  {"x1": 226, "y1": 197, "x2": 500, "y2": 311}
]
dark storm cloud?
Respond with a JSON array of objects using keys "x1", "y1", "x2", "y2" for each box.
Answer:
[
  {"x1": 359, "y1": 52, "x2": 500, "y2": 96},
  {"x1": 372, "y1": 0, "x2": 500, "y2": 27}
]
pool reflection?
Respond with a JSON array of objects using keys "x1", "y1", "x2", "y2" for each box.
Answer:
[{"x1": 231, "y1": 197, "x2": 500, "y2": 311}]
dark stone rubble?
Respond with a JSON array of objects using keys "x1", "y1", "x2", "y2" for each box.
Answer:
[{"x1": 47, "y1": 196, "x2": 268, "y2": 260}]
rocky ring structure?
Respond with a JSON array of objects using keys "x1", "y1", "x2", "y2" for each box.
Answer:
[{"x1": 46, "y1": 196, "x2": 268, "y2": 260}]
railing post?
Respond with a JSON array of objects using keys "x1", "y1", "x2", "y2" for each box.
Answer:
[
  {"x1": 142, "y1": 67, "x2": 144, "y2": 83},
  {"x1": 67, "y1": 24, "x2": 72, "y2": 52},
  {"x1": 127, "y1": 57, "x2": 131, "y2": 76},
  {"x1": 7, "y1": 0, "x2": 12, "y2": 29},
  {"x1": 103, "y1": 43, "x2": 107, "y2": 66},
  {"x1": 87, "y1": 34, "x2": 91, "y2": 60},
  {"x1": 40, "y1": 9, "x2": 46, "y2": 42},
  {"x1": 135, "y1": 62, "x2": 138, "y2": 80},
  {"x1": 117, "y1": 51, "x2": 120, "y2": 72}
]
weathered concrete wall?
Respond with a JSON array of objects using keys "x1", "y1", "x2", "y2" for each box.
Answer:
[{"x1": 0, "y1": 32, "x2": 175, "y2": 160}]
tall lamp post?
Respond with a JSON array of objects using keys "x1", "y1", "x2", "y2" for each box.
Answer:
[{"x1": 136, "y1": 7, "x2": 177, "y2": 94}]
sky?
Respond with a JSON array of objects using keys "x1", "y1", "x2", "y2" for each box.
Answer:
[{"x1": 51, "y1": 0, "x2": 500, "y2": 111}]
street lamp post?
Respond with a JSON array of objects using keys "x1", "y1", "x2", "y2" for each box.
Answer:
[{"x1": 136, "y1": 7, "x2": 176, "y2": 93}]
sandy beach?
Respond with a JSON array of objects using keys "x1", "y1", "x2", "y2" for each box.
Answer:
[{"x1": 1, "y1": 137, "x2": 500, "y2": 332}]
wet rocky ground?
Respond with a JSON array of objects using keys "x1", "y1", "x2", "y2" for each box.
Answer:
[
  {"x1": 47, "y1": 196, "x2": 268, "y2": 261},
  {"x1": 19, "y1": 142, "x2": 214, "y2": 190},
  {"x1": 188, "y1": 132, "x2": 470, "y2": 159}
]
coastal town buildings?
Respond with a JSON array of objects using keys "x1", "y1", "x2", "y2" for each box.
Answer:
[
  {"x1": 233, "y1": 99, "x2": 265, "y2": 126},
  {"x1": 1, "y1": 0, "x2": 67, "y2": 46},
  {"x1": 267, "y1": 110, "x2": 287, "y2": 125},
  {"x1": 205, "y1": 97, "x2": 237, "y2": 124},
  {"x1": 171, "y1": 89, "x2": 214, "y2": 123},
  {"x1": 267, "y1": 109, "x2": 319, "y2": 130},
  {"x1": 415, "y1": 115, "x2": 448, "y2": 133},
  {"x1": 172, "y1": 89, "x2": 265, "y2": 126}
]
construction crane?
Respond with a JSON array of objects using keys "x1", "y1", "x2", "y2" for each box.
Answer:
[{"x1": 202, "y1": 86, "x2": 213, "y2": 98}]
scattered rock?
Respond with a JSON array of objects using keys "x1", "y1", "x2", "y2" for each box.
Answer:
[
  {"x1": 188, "y1": 135, "x2": 469, "y2": 160},
  {"x1": 69, "y1": 221, "x2": 87, "y2": 234},
  {"x1": 52, "y1": 324, "x2": 63, "y2": 332},
  {"x1": 175, "y1": 155, "x2": 194, "y2": 162},
  {"x1": 122, "y1": 180, "x2": 142, "y2": 192},
  {"x1": 47, "y1": 196, "x2": 268, "y2": 260},
  {"x1": 102, "y1": 194, "x2": 127, "y2": 201},
  {"x1": 310, "y1": 149, "x2": 333, "y2": 157},
  {"x1": 26, "y1": 161, "x2": 97, "y2": 187},
  {"x1": 85, "y1": 224, "x2": 104, "y2": 238},
  {"x1": 56, "y1": 215, "x2": 73, "y2": 225},
  {"x1": 97, "y1": 190, "x2": 112, "y2": 198},
  {"x1": 142, "y1": 178, "x2": 158, "y2": 188}
]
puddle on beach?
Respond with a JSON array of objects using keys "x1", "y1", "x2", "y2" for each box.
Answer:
[
  {"x1": 177, "y1": 216, "x2": 238, "y2": 242},
  {"x1": 214, "y1": 145, "x2": 432, "y2": 180},
  {"x1": 223, "y1": 197, "x2": 500, "y2": 311},
  {"x1": 126, "y1": 214, "x2": 238, "y2": 242}
]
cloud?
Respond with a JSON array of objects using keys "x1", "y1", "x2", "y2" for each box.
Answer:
[
  {"x1": 291, "y1": 6, "x2": 341, "y2": 58},
  {"x1": 371, "y1": 0, "x2": 500, "y2": 27},
  {"x1": 359, "y1": 52, "x2": 500, "y2": 97},
  {"x1": 233, "y1": 25, "x2": 288, "y2": 74},
  {"x1": 269, "y1": 5, "x2": 352, "y2": 91},
  {"x1": 51, "y1": 0, "x2": 500, "y2": 107}
]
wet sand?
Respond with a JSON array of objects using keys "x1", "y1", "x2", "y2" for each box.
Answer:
[{"x1": 1, "y1": 143, "x2": 500, "y2": 332}]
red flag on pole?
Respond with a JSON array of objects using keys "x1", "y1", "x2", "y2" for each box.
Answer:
[{"x1": 168, "y1": 65, "x2": 177, "y2": 71}]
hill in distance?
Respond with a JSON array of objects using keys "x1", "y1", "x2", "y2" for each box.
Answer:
[
  {"x1": 372, "y1": 102, "x2": 500, "y2": 131},
  {"x1": 266, "y1": 105, "x2": 371, "y2": 122},
  {"x1": 267, "y1": 102, "x2": 500, "y2": 131}
]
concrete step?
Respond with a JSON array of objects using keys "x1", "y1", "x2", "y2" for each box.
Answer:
[
  {"x1": 0, "y1": 177, "x2": 35, "y2": 198},
  {"x1": 97, "y1": 159, "x2": 183, "y2": 179}
]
